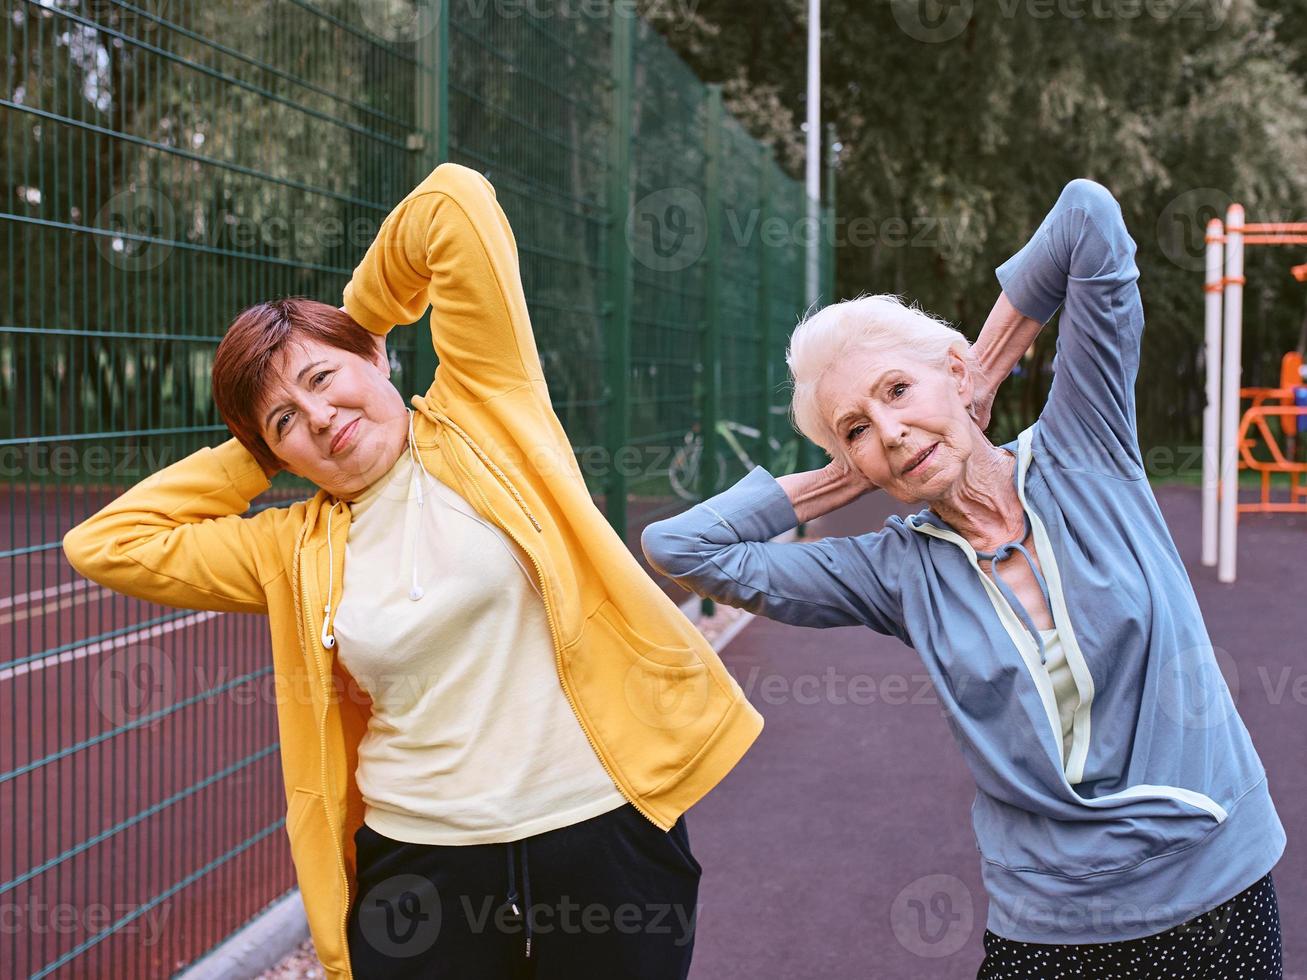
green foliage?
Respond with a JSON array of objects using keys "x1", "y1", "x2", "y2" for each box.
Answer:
[{"x1": 641, "y1": 0, "x2": 1307, "y2": 454}]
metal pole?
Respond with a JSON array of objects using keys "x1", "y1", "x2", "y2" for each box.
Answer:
[
  {"x1": 410, "y1": 5, "x2": 446, "y2": 392},
  {"x1": 604, "y1": 5, "x2": 635, "y2": 539},
  {"x1": 1201, "y1": 218, "x2": 1223, "y2": 567},
  {"x1": 701, "y1": 85, "x2": 725, "y2": 616},
  {"x1": 824, "y1": 122, "x2": 837, "y2": 305},
  {"x1": 805, "y1": 0, "x2": 821, "y2": 310},
  {"x1": 1218, "y1": 204, "x2": 1244, "y2": 583},
  {"x1": 758, "y1": 146, "x2": 774, "y2": 473},
  {"x1": 436, "y1": 0, "x2": 449, "y2": 163}
]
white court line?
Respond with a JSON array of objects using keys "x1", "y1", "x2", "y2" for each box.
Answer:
[
  {"x1": 0, "y1": 585, "x2": 112, "y2": 627},
  {"x1": 0, "y1": 578, "x2": 100, "y2": 610},
  {"x1": 0, "y1": 611, "x2": 219, "y2": 682}
]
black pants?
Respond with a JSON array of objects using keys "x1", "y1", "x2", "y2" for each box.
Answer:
[
  {"x1": 346, "y1": 803, "x2": 701, "y2": 979},
  {"x1": 977, "y1": 872, "x2": 1282, "y2": 979}
]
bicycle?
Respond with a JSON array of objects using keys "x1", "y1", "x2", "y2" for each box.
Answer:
[{"x1": 668, "y1": 407, "x2": 800, "y2": 501}]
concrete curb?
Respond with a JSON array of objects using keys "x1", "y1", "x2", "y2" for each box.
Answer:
[{"x1": 177, "y1": 890, "x2": 309, "y2": 980}]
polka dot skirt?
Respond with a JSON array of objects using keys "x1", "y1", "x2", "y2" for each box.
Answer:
[{"x1": 977, "y1": 872, "x2": 1282, "y2": 979}]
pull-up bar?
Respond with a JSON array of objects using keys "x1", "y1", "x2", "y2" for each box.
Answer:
[
  {"x1": 1202, "y1": 206, "x2": 1307, "y2": 583},
  {"x1": 1232, "y1": 222, "x2": 1307, "y2": 243}
]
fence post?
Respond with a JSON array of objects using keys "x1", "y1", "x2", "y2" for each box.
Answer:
[
  {"x1": 437, "y1": 1, "x2": 450, "y2": 163},
  {"x1": 699, "y1": 84, "x2": 724, "y2": 616},
  {"x1": 604, "y1": 4, "x2": 636, "y2": 539},
  {"x1": 410, "y1": 5, "x2": 447, "y2": 391},
  {"x1": 758, "y1": 146, "x2": 774, "y2": 474}
]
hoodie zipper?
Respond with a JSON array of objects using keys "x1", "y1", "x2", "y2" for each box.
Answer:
[
  {"x1": 907, "y1": 426, "x2": 1227, "y2": 824},
  {"x1": 293, "y1": 514, "x2": 353, "y2": 975},
  {"x1": 906, "y1": 432, "x2": 1092, "y2": 782},
  {"x1": 432, "y1": 410, "x2": 665, "y2": 830},
  {"x1": 294, "y1": 407, "x2": 670, "y2": 974}
]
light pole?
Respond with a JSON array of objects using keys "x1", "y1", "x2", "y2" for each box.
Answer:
[{"x1": 805, "y1": 0, "x2": 821, "y2": 310}]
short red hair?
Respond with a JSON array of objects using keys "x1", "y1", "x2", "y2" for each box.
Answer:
[{"x1": 212, "y1": 298, "x2": 380, "y2": 474}]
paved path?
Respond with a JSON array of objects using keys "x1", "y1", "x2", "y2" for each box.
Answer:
[{"x1": 684, "y1": 485, "x2": 1305, "y2": 980}]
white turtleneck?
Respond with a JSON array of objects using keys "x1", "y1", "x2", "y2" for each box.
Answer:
[{"x1": 331, "y1": 419, "x2": 625, "y2": 844}]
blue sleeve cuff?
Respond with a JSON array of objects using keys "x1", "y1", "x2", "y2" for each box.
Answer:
[
  {"x1": 995, "y1": 179, "x2": 1130, "y2": 327},
  {"x1": 701, "y1": 465, "x2": 799, "y2": 542},
  {"x1": 995, "y1": 232, "x2": 1064, "y2": 326}
]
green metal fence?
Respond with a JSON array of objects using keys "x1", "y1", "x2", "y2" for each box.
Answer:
[{"x1": 2, "y1": 0, "x2": 833, "y2": 976}]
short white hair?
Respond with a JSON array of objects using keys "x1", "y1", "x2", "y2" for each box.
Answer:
[{"x1": 785, "y1": 293, "x2": 980, "y2": 468}]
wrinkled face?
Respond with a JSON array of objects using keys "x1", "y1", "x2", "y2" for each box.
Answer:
[
  {"x1": 257, "y1": 337, "x2": 409, "y2": 499},
  {"x1": 817, "y1": 345, "x2": 980, "y2": 503}
]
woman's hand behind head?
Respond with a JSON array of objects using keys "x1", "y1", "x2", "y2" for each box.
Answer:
[
  {"x1": 970, "y1": 375, "x2": 996, "y2": 432},
  {"x1": 826, "y1": 457, "x2": 881, "y2": 499}
]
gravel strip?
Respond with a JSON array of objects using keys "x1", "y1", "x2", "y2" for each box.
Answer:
[{"x1": 256, "y1": 939, "x2": 323, "y2": 979}]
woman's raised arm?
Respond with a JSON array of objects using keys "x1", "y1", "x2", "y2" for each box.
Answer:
[
  {"x1": 994, "y1": 178, "x2": 1146, "y2": 477},
  {"x1": 969, "y1": 293, "x2": 1044, "y2": 430},
  {"x1": 62, "y1": 439, "x2": 286, "y2": 614},
  {"x1": 641, "y1": 465, "x2": 910, "y2": 637},
  {"x1": 342, "y1": 163, "x2": 545, "y2": 404}
]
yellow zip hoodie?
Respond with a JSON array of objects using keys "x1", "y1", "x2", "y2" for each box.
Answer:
[{"x1": 62, "y1": 163, "x2": 764, "y2": 978}]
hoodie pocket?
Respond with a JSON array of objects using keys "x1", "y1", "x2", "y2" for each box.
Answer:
[
  {"x1": 972, "y1": 788, "x2": 1225, "y2": 877},
  {"x1": 594, "y1": 598, "x2": 704, "y2": 670},
  {"x1": 286, "y1": 787, "x2": 320, "y2": 840},
  {"x1": 566, "y1": 599, "x2": 724, "y2": 793},
  {"x1": 284, "y1": 788, "x2": 349, "y2": 970}
]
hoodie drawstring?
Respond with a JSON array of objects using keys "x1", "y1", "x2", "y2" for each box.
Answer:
[
  {"x1": 502, "y1": 840, "x2": 533, "y2": 959},
  {"x1": 406, "y1": 408, "x2": 439, "y2": 602},
  {"x1": 973, "y1": 509, "x2": 1054, "y2": 666},
  {"x1": 320, "y1": 500, "x2": 342, "y2": 649}
]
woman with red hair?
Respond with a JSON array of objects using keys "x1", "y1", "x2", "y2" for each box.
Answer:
[{"x1": 64, "y1": 164, "x2": 763, "y2": 979}]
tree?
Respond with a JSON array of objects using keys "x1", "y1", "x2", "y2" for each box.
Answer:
[{"x1": 640, "y1": 0, "x2": 1307, "y2": 453}]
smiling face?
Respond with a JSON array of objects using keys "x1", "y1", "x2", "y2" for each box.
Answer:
[
  {"x1": 817, "y1": 344, "x2": 982, "y2": 503},
  {"x1": 257, "y1": 336, "x2": 409, "y2": 499}
]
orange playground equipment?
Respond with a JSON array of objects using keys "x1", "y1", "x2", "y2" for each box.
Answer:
[
  {"x1": 1235, "y1": 349, "x2": 1306, "y2": 512},
  {"x1": 1203, "y1": 212, "x2": 1307, "y2": 582}
]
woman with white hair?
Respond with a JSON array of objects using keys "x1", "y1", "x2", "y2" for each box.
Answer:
[{"x1": 642, "y1": 179, "x2": 1285, "y2": 977}]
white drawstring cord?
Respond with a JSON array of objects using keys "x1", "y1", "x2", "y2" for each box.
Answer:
[
  {"x1": 320, "y1": 500, "x2": 341, "y2": 649},
  {"x1": 406, "y1": 409, "x2": 438, "y2": 601}
]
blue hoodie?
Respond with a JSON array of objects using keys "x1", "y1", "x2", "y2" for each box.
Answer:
[{"x1": 641, "y1": 179, "x2": 1285, "y2": 943}]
